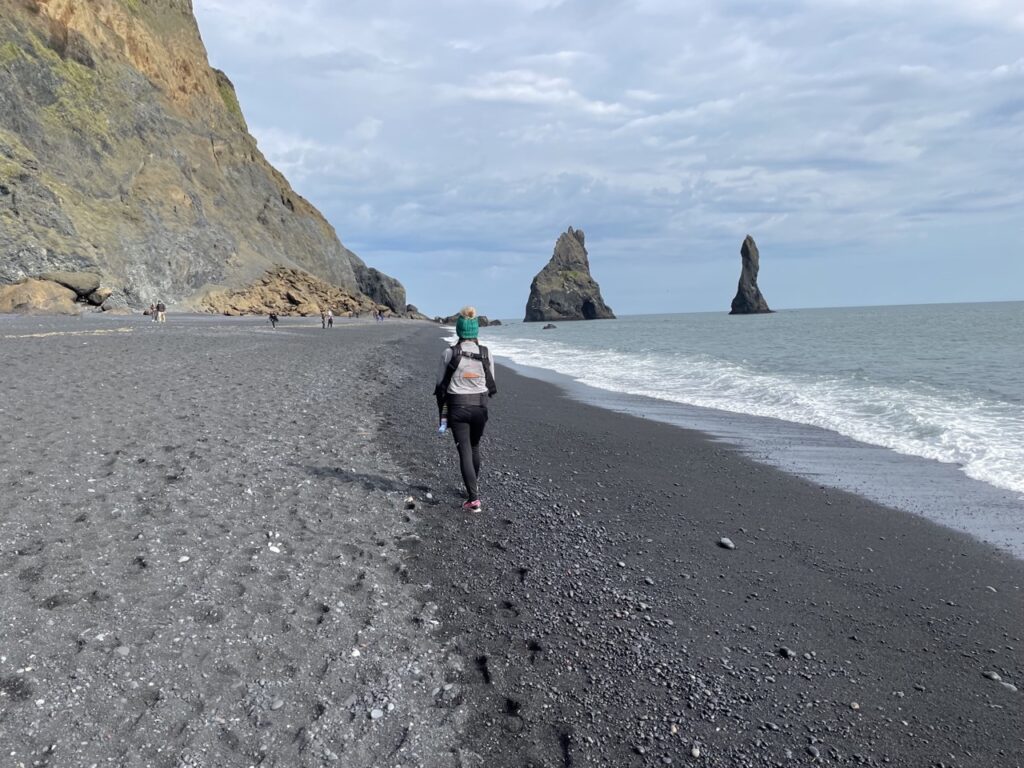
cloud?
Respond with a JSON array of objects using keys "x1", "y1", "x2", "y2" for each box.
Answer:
[
  {"x1": 193, "y1": 0, "x2": 1024, "y2": 315},
  {"x1": 441, "y1": 69, "x2": 632, "y2": 116}
]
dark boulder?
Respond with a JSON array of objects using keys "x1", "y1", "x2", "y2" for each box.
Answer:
[
  {"x1": 542, "y1": 323, "x2": 556, "y2": 330},
  {"x1": 100, "y1": 291, "x2": 131, "y2": 313},
  {"x1": 405, "y1": 304, "x2": 431, "y2": 321},
  {"x1": 525, "y1": 227, "x2": 615, "y2": 322},
  {"x1": 40, "y1": 271, "x2": 101, "y2": 298},
  {"x1": 730, "y1": 235, "x2": 772, "y2": 314},
  {"x1": 437, "y1": 313, "x2": 496, "y2": 328},
  {"x1": 356, "y1": 266, "x2": 406, "y2": 314},
  {"x1": 87, "y1": 287, "x2": 113, "y2": 306}
]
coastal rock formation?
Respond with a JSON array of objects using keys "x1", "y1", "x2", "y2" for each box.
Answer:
[
  {"x1": 200, "y1": 267, "x2": 391, "y2": 317},
  {"x1": 0, "y1": 278, "x2": 78, "y2": 314},
  {"x1": 40, "y1": 271, "x2": 100, "y2": 297},
  {"x1": 355, "y1": 267, "x2": 406, "y2": 315},
  {"x1": 0, "y1": 271, "x2": 124, "y2": 314},
  {"x1": 524, "y1": 227, "x2": 615, "y2": 322},
  {"x1": 0, "y1": 0, "x2": 405, "y2": 313},
  {"x1": 730, "y1": 235, "x2": 772, "y2": 314}
]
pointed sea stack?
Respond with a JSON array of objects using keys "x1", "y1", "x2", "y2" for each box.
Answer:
[
  {"x1": 730, "y1": 235, "x2": 772, "y2": 314},
  {"x1": 524, "y1": 227, "x2": 615, "y2": 322}
]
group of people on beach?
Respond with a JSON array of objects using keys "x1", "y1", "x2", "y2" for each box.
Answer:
[
  {"x1": 265, "y1": 308, "x2": 388, "y2": 328},
  {"x1": 147, "y1": 302, "x2": 167, "y2": 322}
]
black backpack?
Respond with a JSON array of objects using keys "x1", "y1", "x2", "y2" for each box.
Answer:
[{"x1": 433, "y1": 343, "x2": 497, "y2": 414}]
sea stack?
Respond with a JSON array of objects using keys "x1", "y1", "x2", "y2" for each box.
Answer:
[
  {"x1": 524, "y1": 227, "x2": 615, "y2": 322},
  {"x1": 730, "y1": 235, "x2": 772, "y2": 314}
]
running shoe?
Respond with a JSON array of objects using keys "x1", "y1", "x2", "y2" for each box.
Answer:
[{"x1": 462, "y1": 500, "x2": 482, "y2": 513}]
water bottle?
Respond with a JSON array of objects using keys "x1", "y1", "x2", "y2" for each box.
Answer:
[{"x1": 437, "y1": 417, "x2": 448, "y2": 434}]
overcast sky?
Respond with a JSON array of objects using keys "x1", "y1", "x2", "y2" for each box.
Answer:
[{"x1": 193, "y1": 0, "x2": 1023, "y2": 319}]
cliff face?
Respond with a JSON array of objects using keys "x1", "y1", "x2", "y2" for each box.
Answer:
[
  {"x1": 729, "y1": 235, "x2": 772, "y2": 314},
  {"x1": 0, "y1": 0, "x2": 403, "y2": 310},
  {"x1": 524, "y1": 227, "x2": 615, "y2": 322}
]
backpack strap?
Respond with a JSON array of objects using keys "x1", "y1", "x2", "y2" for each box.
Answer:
[
  {"x1": 477, "y1": 345, "x2": 497, "y2": 396},
  {"x1": 434, "y1": 343, "x2": 464, "y2": 413},
  {"x1": 441, "y1": 344, "x2": 463, "y2": 390}
]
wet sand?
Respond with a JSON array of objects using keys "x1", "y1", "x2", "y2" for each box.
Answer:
[{"x1": 0, "y1": 315, "x2": 1021, "y2": 767}]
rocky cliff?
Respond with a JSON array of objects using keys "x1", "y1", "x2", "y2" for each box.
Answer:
[
  {"x1": 729, "y1": 235, "x2": 772, "y2": 314},
  {"x1": 524, "y1": 227, "x2": 615, "y2": 322},
  {"x1": 0, "y1": 0, "x2": 404, "y2": 312}
]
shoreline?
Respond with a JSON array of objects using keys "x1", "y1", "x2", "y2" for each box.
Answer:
[
  {"x1": 491, "y1": 356, "x2": 1024, "y2": 560},
  {"x1": 382, "y1": 326, "x2": 1024, "y2": 767}
]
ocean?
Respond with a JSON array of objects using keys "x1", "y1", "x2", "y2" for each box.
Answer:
[{"x1": 471, "y1": 302, "x2": 1024, "y2": 556}]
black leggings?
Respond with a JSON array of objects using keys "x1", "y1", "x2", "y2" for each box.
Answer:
[{"x1": 449, "y1": 405, "x2": 488, "y2": 501}]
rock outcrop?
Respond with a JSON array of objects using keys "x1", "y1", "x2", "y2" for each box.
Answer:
[
  {"x1": 200, "y1": 267, "x2": 391, "y2": 317},
  {"x1": 524, "y1": 227, "x2": 615, "y2": 322},
  {"x1": 0, "y1": 278, "x2": 78, "y2": 314},
  {"x1": 435, "y1": 313, "x2": 497, "y2": 328},
  {"x1": 730, "y1": 235, "x2": 772, "y2": 314},
  {"x1": 355, "y1": 266, "x2": 406, "y2": 314},
  {"x1": 0, "y1": 0, "x2": 406, "y2": 313}
]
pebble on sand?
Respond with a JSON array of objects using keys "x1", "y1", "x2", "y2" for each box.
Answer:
[
  {"x1": 177, "y1": 555, "x2": 190, "y2": 563},
  {"x1": 369, "y1": 708, "x2": 384, "y2": 720},
  {"x1": 718, "y1": 538, "x2": 735, "y2": 550}
]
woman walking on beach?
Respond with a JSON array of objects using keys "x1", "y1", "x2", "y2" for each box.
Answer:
[{"x1": 435, "y1": 307, "x2": 496, "y2": 512}]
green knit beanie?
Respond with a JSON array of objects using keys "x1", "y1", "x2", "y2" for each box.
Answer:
[{"x1": 455, "y1": 314, "x2": 479, "y2": 339}]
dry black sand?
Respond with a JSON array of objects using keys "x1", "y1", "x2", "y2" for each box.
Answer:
[
  {"x1": 0, "y1": 316, "x2": 464, "y2": 767},
  {"x1": 0, "y1": 316, "x2": 1021, "y2": 768}
]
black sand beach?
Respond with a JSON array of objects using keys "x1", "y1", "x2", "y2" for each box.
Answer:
[
  {"x1": 380, "y1": 327, "x2": 1024, "y2": 767},
  {"x1": 1, "y1": 316, "x2": 1021, "y2": 767}
]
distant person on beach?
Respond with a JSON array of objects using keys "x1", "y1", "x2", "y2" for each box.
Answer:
[
  {"x1": 327, "y1": 309, "x2": 334, "y2": 328},
  {"x1": 268, "y1": 312, "x2": 279, "y2": 329},
  {"x1": 156, "y1": 301, "x2": 166, "y2": 323},
  {"x1": 435, "y1": 306, "x2": 497, "y2": 512},
  {"x1": 320, "y1": 310, "x2": 327, "y2": 329},
  {"x1": 148, "y1": 303, "x2": 156, "y2": 320}
]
